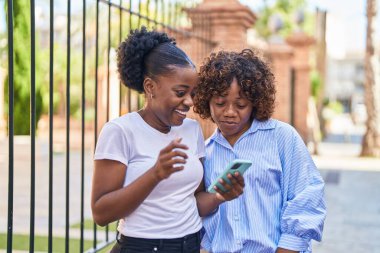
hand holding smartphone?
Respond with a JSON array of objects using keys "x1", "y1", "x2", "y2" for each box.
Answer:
[{"x1": 208, "y1": 159, "x2": 252, "y2": 193}]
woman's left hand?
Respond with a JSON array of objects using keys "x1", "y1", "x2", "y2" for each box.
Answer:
[{"x1": 214, "y1": 172, "x2": 245, "y2": 202}]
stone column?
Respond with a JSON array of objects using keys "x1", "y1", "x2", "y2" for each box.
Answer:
[
  {"x1": 267, "y1": 43, "x2": 293, "y2": 124},
  {"x1": 186, "y1": 0, "x2": 256, "y2": 52},
  {"x1": 286, "y1": 32, "x2": 315, "y2": 142},
  {"x1": 184, "y1": 0, "x2": 256, "y2": 138}
]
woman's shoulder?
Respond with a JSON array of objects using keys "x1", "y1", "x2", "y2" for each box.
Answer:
[
  {"x1": 103, "y1": 112, "x2": 137, "y2": 132},
  {"x1": 251, "y1": 118, "x2": 295, "y2": 140},
  {"x1": 269, "y1": 119, "x2": 296, "y2": 136},
  {"x1": 269, "y1": 119, "x2": 307, "y2": 150}
]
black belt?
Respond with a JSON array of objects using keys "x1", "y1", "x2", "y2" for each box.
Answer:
[{"x1": 118, "y1": 231, "x2": 200, "y2": 245}]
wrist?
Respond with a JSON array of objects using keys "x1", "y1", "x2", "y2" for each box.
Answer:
[
  {"x1": 213, "y1": 193, "x2": 225, "y2": 205},
  {"x1": 149, "y1": 166, "x2": 163, "y2": 183},
  {"x1": 276, "y1": 248, "x2": 299, "y2": 253}
]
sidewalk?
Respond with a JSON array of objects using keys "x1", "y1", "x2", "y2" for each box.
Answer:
[
  {"x1": 312, "y1": 145, "x2": 380, "y2": 253},
  {"x1": 310, "y1": 116, "x2": 380, "y2": 253},
  {"x1": 0, "y1": 136, "x2": 96, "y2": 238}
]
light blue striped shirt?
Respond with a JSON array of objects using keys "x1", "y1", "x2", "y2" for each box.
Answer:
[{"x1": 202, "y1": 119, "x2": 326, "y2": 253}]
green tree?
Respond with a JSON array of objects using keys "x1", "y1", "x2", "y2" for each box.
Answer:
[
  {"x1": 35, "y1": 43, "x2": 83, "y2": 118},
  {"x1": 255, "y1": 0, "x2": 312, "y2": 39},
  {"x1": 4, "y1": 0, "x2": 43, "y2": 135}
]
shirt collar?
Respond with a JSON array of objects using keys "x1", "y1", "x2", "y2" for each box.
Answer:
[{"x1": 206, "y1": 118, "x2": 276, "y2": 147}]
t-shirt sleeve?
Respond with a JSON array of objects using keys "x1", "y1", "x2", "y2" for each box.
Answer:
[
  {"x1": 196, "y1": 122, "x2": 206, "y2": 159},
  {"x1": 94, "y1": 122, "x2": 129, "y2": 167}
]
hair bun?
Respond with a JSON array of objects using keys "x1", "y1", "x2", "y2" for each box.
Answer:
[{"x1": 116, "y1": 26, "x2": 175, "y2": 93}]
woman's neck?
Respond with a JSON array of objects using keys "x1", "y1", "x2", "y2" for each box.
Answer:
[{"x1": 138, "y1": 108, "x2": 171, "y2": 134}]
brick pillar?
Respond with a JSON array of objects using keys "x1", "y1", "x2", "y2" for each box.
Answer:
[
  {"x1": 267, "y1": 44, "x2": 293, "y2": 124},
  {"x1": 186, "y1": 0, "x2": 256, "y2": 52},
  {"x1": 286, "y1": 32, "x2": 315, "y2": 142},
  {"x1": 184, "y1": 0, "x2": 256, "y2": 139},
  {"x1": 174, "y1": 29, "x2": 202, "y2": 67}
]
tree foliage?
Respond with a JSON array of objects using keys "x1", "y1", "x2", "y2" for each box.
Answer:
[
  {"x1": 1, "y1": 0, "x2": 191, "y2": 134},
  {"x1": 4, "y1": 0, "x2": 43, "y2": 135},
  {"x1": 255, "y1": 0, "x2": 313, "y2": 39}
]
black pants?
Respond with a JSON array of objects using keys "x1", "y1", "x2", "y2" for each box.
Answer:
[{"x1": 110, "y1": 231, "x2": 201, "y2": 253}]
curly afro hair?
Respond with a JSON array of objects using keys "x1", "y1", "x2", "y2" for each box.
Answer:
[
  {"x1": 117, "y1": 26, "x2": 194, "y2": 93},
  {"x1": 193, "y1": 49, "x2": 276, "y2": 121}
]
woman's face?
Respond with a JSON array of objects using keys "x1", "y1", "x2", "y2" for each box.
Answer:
[
  {"x1": 151, "y1": 66, "x2": 198, "y2": 128},
  {"x1": 209, "y1": 78, "x2": 253, "y2": 146}
]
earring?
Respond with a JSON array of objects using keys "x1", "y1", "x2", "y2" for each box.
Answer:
[{"x1": 150, "y1": 93, "x2": 153, "y2": 99}]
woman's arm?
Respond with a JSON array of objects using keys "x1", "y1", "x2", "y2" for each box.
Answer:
[
  {"x1": 91, "y1": 139, "x2": 188, "y2": 226},
  {"x1": 195, "y1": 159, "x2": 245, "y2": 217},
  {"x1": 276, "y1": 248, "x2": 298, "y2": 253},
  {"x1": 194, "y1": 179, "x2": 223, "y2": 217},
  {"x1": 91, "y1": 159, "x2": 161, "y2": 226},
  {"x1": 277, "y1": 128, "x2": 326, "y2": 252}
]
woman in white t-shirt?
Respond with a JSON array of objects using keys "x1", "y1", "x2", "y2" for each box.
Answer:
[{"x1": 91, "y1": 27, "x2": 245, "y2": 253}]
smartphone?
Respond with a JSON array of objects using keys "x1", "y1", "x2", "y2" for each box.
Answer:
[{"x1": 207, "y1": 159, "x2": 252, "y2": 193}]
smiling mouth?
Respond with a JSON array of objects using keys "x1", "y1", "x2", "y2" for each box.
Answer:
[{"x1": 175, "y1": 109, "x2": 188, "y2": 117}]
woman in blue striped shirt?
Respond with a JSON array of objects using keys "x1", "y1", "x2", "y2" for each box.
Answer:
[{"x1": 193, "y1": 49, "x2": 326, "y2": 253}]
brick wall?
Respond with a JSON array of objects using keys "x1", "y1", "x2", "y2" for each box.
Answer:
[{"x1": 180, "y1": 1, "x2": 315, "y2": 142}]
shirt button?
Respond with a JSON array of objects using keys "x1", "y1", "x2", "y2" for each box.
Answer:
[
  {"x1": 153, "y1": 247, "x2": 158, "y2": 251},
  {"x1": 234, "y1": 215, "x2": 239, "y2": 221},
  {"x1": 236, "y1": 240, "x2": 241, "y2": 245}
]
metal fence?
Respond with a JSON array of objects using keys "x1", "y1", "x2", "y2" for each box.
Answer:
[{"x1": 3, "y1": 0, "x2": 213, "y2": 252}]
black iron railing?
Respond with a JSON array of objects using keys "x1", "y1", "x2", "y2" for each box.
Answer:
[{"x1": 4, "y1": 0, "x2": 212, "y2": 252}]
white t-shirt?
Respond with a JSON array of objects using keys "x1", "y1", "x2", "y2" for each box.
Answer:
[{"x1": 94, "y1": 112, "x2": 205, "y2": 239}]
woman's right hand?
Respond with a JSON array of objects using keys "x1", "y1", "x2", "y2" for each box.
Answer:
[
  {"x1": 213, "y1": 172, "x2": 245, "y2": 202},
  {"x1": 152, "y1": 138, "x2": 189, "y2": 181}
]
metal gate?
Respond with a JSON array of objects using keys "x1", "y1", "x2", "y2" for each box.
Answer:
[{"x1": 2, "y1": 0, "x2": 213, "y2": 252}]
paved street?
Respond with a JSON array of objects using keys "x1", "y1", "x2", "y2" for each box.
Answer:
[
  {"x1": 312, "y1": 142, "x2": 380, "y2": 253},
  {"x1": 0, "y1": 136, "x2": 99, "y2": 239},
  {"x1": 311, "y1": 115, "x2": 380, "y2": 253}
]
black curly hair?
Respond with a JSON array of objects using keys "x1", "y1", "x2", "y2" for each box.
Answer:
[
  {"x1": 116, "y1": 26, "x2": 195, "y2": 93},
  {"x1": 193, "y1": 49, "x2": 276, "y2": 121}
]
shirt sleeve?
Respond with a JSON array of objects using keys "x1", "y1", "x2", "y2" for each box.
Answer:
[
  {"x1": 278, "y1": 128, "x2": 326, "y2": 252},
  {"x1": 196, "y1": 122, "x2": 206, "y2": 159},
  {"x1": 94, "y1": 122, "x2": 130, "y2": 167}
]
